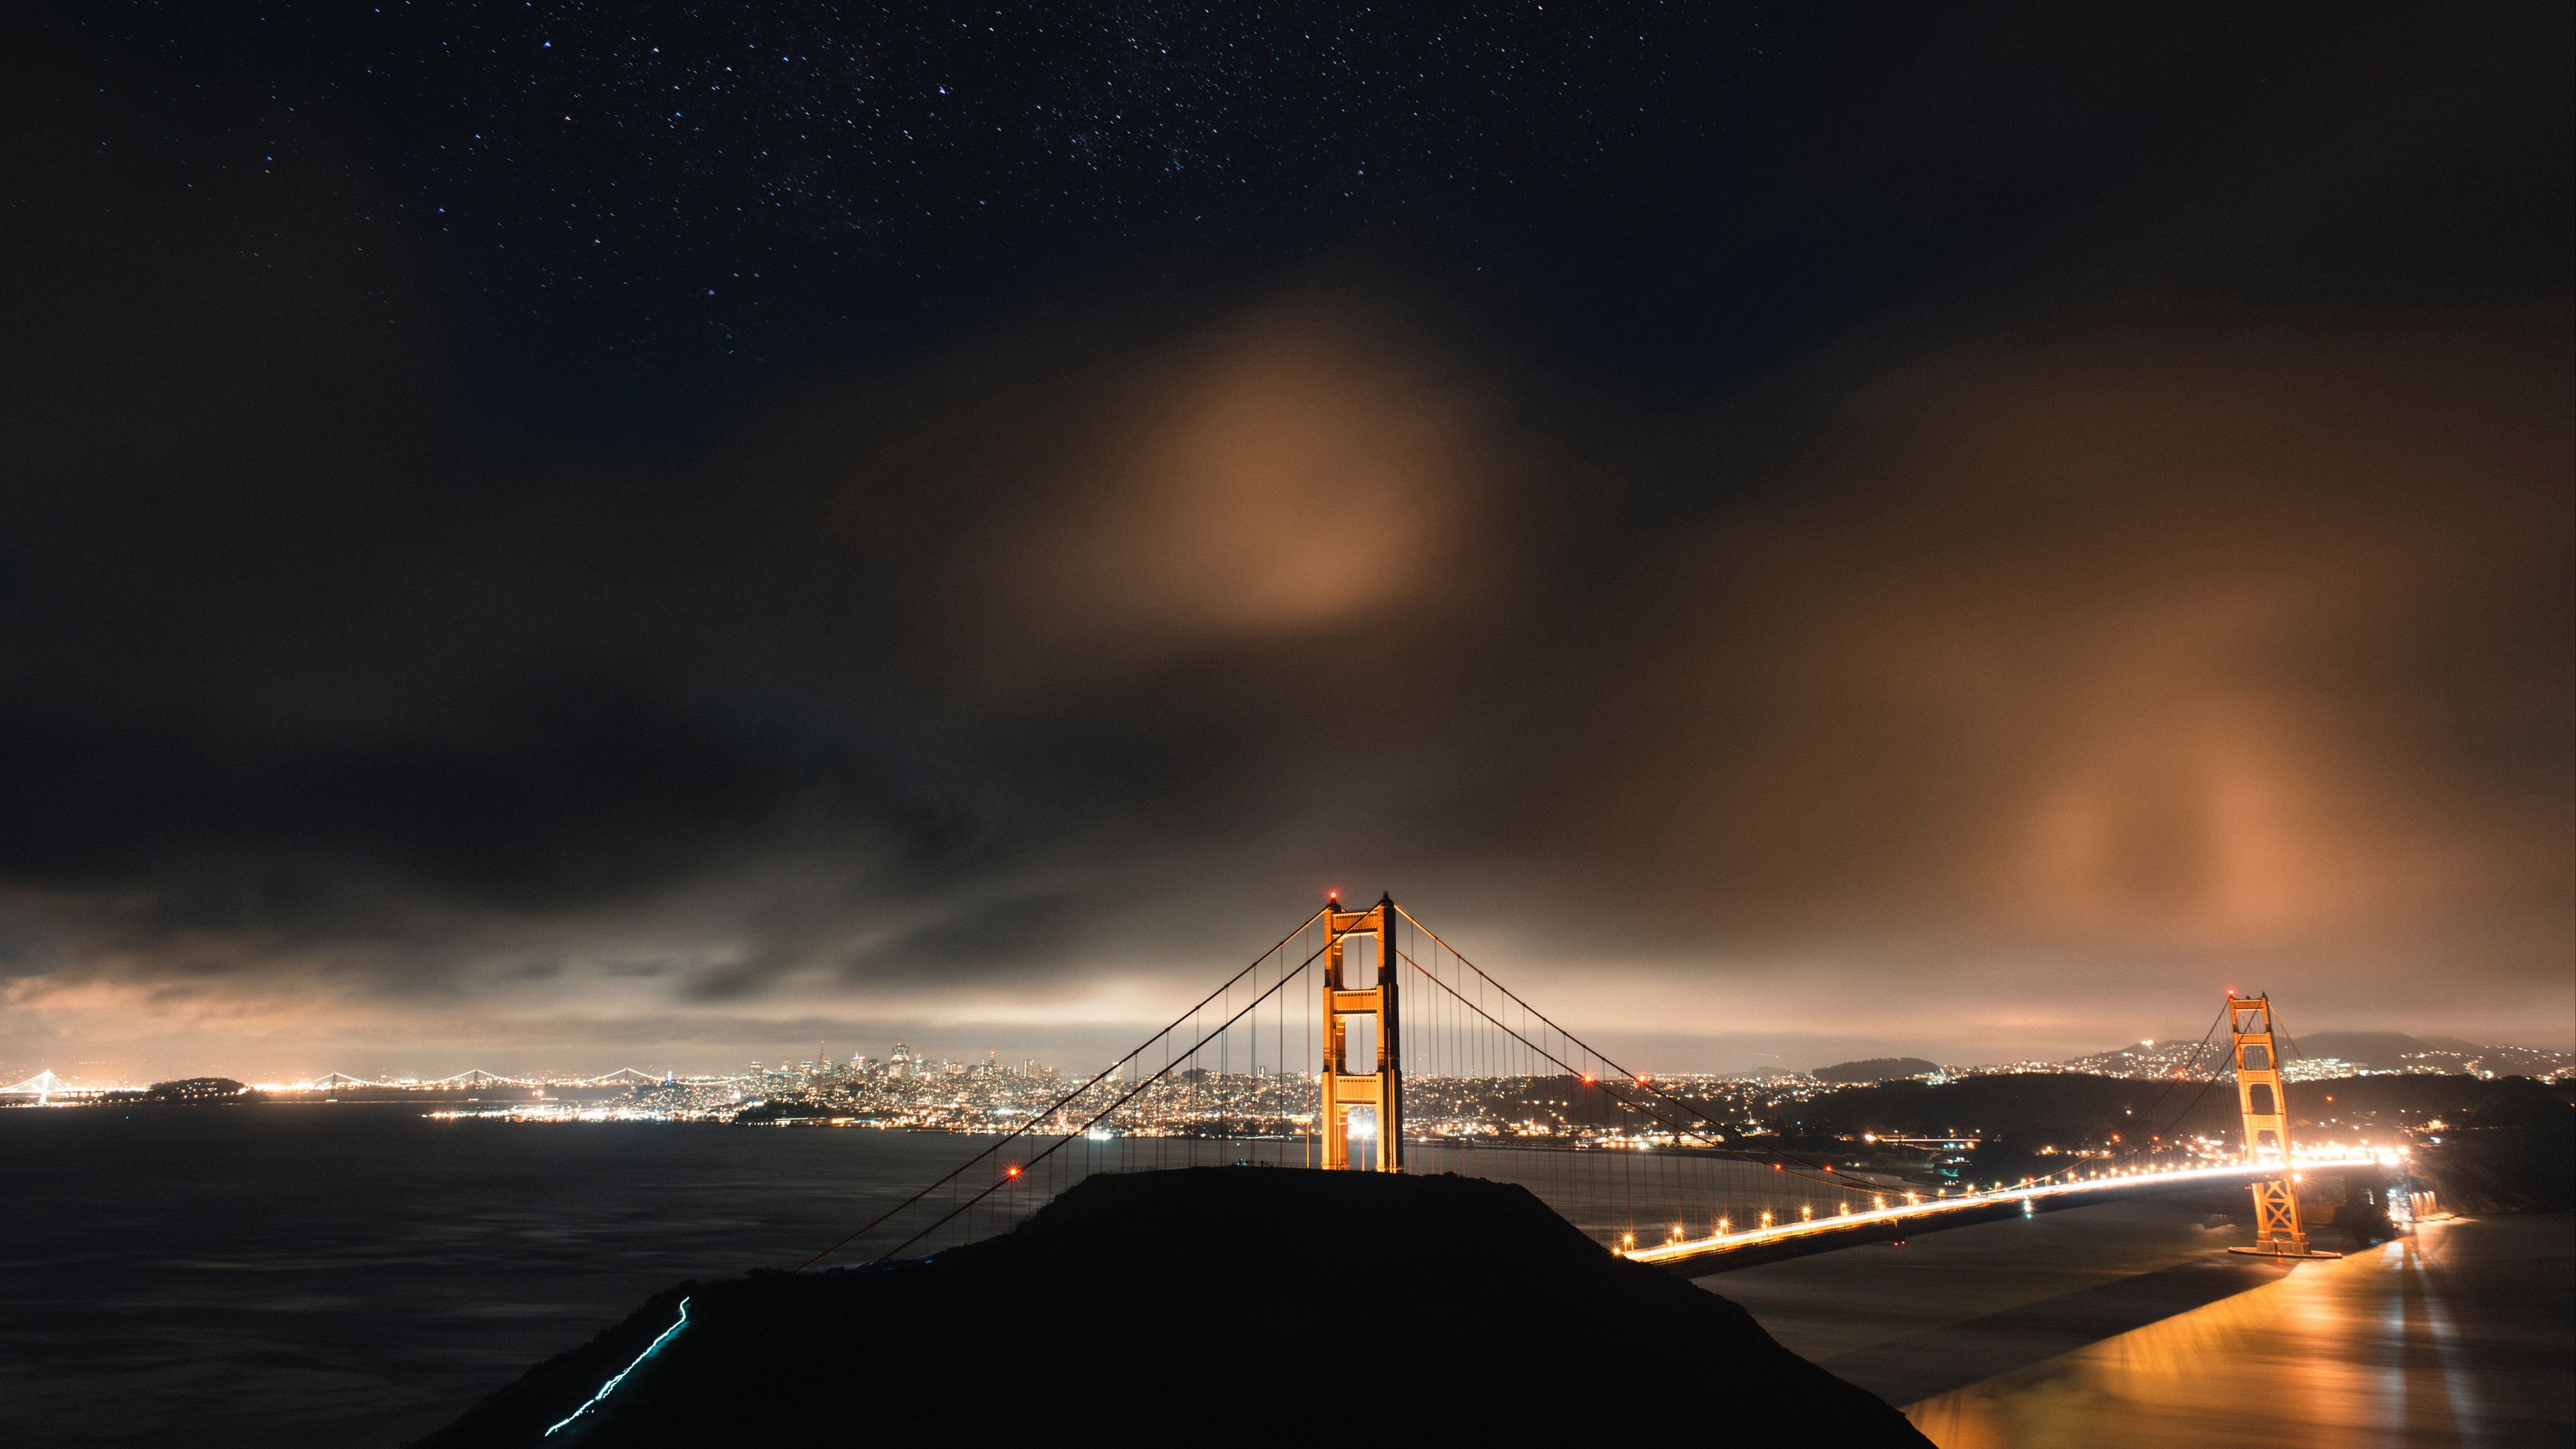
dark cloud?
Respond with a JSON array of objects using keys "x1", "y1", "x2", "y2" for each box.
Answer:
[
  {"x1": 1, "y1": 1, "x2": 2568, "y2": 1075},
  {"x1": 0, "y1": 676, "x2": 979, "y2": 908}
]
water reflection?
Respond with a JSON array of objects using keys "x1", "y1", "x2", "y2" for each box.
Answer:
[{"x1": 1904, "y1": 1216, "x2": 2573, "y2": 1448}]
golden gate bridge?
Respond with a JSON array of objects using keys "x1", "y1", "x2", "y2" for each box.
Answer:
[{"x1": 800, "y1": 893, "x2": 2388, "y2": 1273}]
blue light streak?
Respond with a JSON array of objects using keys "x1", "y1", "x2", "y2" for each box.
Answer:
[{"x1": 545, "y1": 1296, "x2": 692, "y2": 1438}]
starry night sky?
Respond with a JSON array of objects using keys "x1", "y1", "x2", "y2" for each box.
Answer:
[
  {"x1": 3, "y1": 3, "x2": 2570, "y2": 1077},
  {"x1": 44, "y1": 2, "x2": 1776, "y2": 429}
]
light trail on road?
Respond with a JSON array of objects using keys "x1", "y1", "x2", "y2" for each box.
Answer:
[{"x1": 1625, "y1": 1156, "x2": 2392, "y2": 1267}]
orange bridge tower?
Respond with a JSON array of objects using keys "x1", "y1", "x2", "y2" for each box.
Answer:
[
  {"x1": 1319, "y1": 893, "x2": 1402, "y2": 1171},
  {"x1": 2224, "y1": 992, "x2": 2333, "y2": 1258}
]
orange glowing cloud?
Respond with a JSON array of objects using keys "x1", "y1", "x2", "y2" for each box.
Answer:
[{"x1": 932, "y1": 297, "x2": 1509, "y2": 682}]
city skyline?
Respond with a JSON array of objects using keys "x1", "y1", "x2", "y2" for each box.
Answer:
[{"x1": 15, "y1": 1016, "x2": 2569, "y2": 1095}]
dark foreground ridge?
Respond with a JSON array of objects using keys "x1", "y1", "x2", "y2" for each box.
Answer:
[{"x1": 417, "y1": 1167, "x2": 1931, "y2": 1446}]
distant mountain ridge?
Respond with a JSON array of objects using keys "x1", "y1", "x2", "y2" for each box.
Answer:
[
  {"x1": 2294, "y1": 1032, "x2": 2435, "y2": 1071},
  {"x1": 2059, "y1": 1031, "x2": 2569, "y2": 1080},
  {"x1": 1810, "y1": 1057, "x2": 1939, "y2": 1083},
  {"x1": 2298, "y1": 1032, "x2": 2571, "y2": 1079}
]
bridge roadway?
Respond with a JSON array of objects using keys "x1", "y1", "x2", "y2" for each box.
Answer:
[{"x1": 1625, "y1": 1155, "x2": 2392, "y2": 1273}]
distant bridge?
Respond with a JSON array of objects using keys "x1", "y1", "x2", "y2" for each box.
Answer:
[
  {"x1": 292, "y1": 1067, "x2": 682, "y2": 1090},
  {"x1": 1, "y1": 1069, "x2": 70, "y2": 1103},
  {"x1": 805, "y1": 895, "x2": 2374, "y2": 1271},
  {"x1": 5, "y1": 1065, "x2": 703, "y2": 1102}
]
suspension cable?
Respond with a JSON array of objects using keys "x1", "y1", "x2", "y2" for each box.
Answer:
[
  {"x1": 2143, "y1": 1000, "x2": 2283, "y2": 1155},
  {"x1": 792, "y1": 905, "x2": 1331, "y2": 1271},
  {"x1": 1392, "y1": 908, "x2": 1860, "y2": 1183},
  {"x1": 1395, "y1": 909, "x2": 2169, "y2": 1197},
  {"x1": 868, "y1": 932, "x2": 1339, "y2": 1262},
  {"x1": 1398, "y1": 951, "x2": 1862, "y2": 1197},
  {"x1": 2126, "y1": 1000, "x2": 2231, "y2": 1138}
]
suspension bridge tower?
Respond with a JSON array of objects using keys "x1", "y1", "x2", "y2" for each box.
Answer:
[
  {"x1": 2224, "y1": 992, "x2": 2332, "y2": 1258},
  {"x1": 1319, "y1": 893, "x2": 1403, "y2": 1171}
]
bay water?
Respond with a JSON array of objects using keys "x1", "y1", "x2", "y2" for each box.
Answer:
[{"x1": 1, "y1": 1104, "x2": 990, "y2": 1448}]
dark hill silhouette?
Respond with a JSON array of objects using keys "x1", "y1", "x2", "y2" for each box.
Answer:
[
  {"x1": 1812, "y1": 1057, "x2": 1939, "y2": 1083},
  {"x1": 2418, "y1": 1097, "x2": 2576, "y2": 1214},
  {"x1": 2294, "y1": 1031, "x2": 2432, "y2": 1069},
  {"x1": 417, "y1": 1167, "x2": 1931, "y2": 1446},
  {"x1": 2300, "y1": 1032, "x2": 2570, "y2": 1078},
  {"x1": 1780, "y1": 1071, "x2": 2571, "y2": 1147},
  {"x1": 141, "y1": 1076, "x2": 256, "y2": 1103}
]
